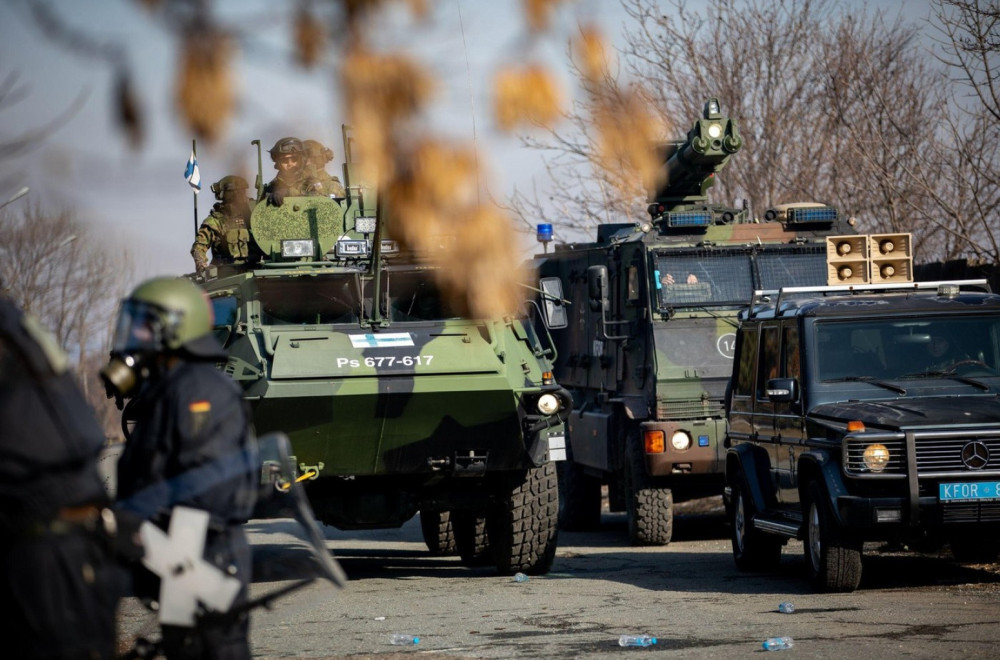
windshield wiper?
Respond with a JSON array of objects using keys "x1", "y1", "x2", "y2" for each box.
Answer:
[
  {"x1": 661, "y1": 304, "x2": 740, "y2": 328},
  {"x1": 692, "y1": 306, "x2": 740, "y2": 328},
  {"x1": 825, "y1": 376, "x2": 907, "y2": 395},
  {"x1": 899, "y1": 370, "x2": 991, "y2": 391}
]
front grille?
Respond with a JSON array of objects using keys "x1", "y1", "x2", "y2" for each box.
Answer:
[
  {"x1": 915, "y1": 435, "x2": 1000, "y2": 473},
  {"x1": 843, "y1": 430, "x2": 1000, "y2": 477},
  {"x1": 942, "y1": 501, "x2": 1000, "y2": 523},
  {"x1": 844, "y1": 438, "x2": 906, "y2": 474},
  {"x1": 655, "y1": 397, "x2": 725, "y2": 421}
]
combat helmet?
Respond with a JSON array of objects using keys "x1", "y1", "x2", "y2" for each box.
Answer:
[
  {"x1": 210, "y1": 175, "x2": 250, "y2": 199},
  {"x1": 111, "y1": 277, "x2": 223, "y2": 360},
  {"x1": 303, "y1": 139, "x2": 334, "y2": 165},
  {"x1": 268, "y1": 137, "x2": 304, "y2": 160}
]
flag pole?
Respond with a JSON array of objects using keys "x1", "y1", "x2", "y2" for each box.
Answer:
[{"x1": 192, "y1": 139, "x2": 199, "y2": 236}]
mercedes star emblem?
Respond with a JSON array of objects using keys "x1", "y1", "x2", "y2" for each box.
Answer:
[{"x1": 961, "y1": 441, "x2": 990, "y2": 470}]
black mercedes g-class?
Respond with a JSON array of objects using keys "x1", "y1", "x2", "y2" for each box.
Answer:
[{"x1": 724, "y1": 279, "x2": 1000, "y2": 591}]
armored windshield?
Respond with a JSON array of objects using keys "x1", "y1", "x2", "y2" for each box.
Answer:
[
  {"x1": 814, "y1": 315, "x2": 1000, "y2": 383},
  {"x1": 259, "y1": 273, "x2": 365, "y2": 325},
  {"x1": 653, "y1": 246, "x2": 826, "y2": 309},
  {"x1": 653, "y1": 320, "x2": 736, "y2": 379},
  {"x1": 382, "y1": 267, "x2": 461, "y2": 322}
]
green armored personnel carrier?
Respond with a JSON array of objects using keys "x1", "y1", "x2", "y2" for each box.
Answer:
[
  {"x1": 195, "y1": 130, "x2": 570, "y2": 575},
  {"x1": 532, "y1": 99, "x2": 858, "y2": 545}
]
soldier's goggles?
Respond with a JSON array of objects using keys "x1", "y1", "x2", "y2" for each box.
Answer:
[{"x1": 271, "y1": 140, "x2": 304, "y2": 155}]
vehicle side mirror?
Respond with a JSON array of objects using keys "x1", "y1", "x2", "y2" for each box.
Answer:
[
  {"x1": 587, "y1": 265, "x2": 609, "y2": 312},
  {"x1": 539, "y1": 277, "x2": 568, "y2": 330},
  {"x1": 766, "y1": 378, "x2": 798, "y2": 403}
]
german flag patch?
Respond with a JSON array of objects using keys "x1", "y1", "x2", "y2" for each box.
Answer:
[{"x1": 189, "y1": 400, "x2": 211, "y2": 434}]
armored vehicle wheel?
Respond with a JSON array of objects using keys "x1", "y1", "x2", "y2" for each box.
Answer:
[
  {"x1": 804, "y1": 481, "x2": 862, "y2": 592},
  {"x1": 488, "y1": 463, "x2": 559, "y2": 575},
  {"x1": 453, "y1": 511, "x2": 492, "y2": 567},
  {"x1": 557, "y1": 448, "x2": 602, "y2": 531},
  {"x1": 420, "y1": 509, "x2": 456, "y2": 556},
  {"x1": 625, "y1": 432, "x2": 673, "y2": 546},
  {"x1": 729, "y1": 475, "x2": 782, "y2": 571}
]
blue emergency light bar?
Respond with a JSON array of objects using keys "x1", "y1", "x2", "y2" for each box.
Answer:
[
  {"x1": 786, "y1": 206, "x2": 837, "y2": 225},
  {"x1": 667, "y1": 211, "x2": 712, "y2": 228}
]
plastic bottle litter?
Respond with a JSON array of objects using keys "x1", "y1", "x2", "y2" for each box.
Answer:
[
  {"x1": 618, "y1": 634, "x2": 657, "y2": 647},
  {"x1": 513, "y1": 572, "x2": 529, "y2": 583},
  {"x1": 778, "y1": 602, "x2": 795, "y2": 614},
  {"x1": 389, "y1": 634, "x2": 420, "y2": 646},
  {"x1": 762, "y1": 636, "x2": 794, "y2": 651}
]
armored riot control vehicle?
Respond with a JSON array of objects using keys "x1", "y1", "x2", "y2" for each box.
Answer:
[
  {"x1": 194, "y1": 132, "x2": 570, "y2": 575},
  {"x1": 532, "y1": 99, "x2": 860, "y2": 545}
]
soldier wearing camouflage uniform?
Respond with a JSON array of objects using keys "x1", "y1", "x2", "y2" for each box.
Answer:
[
  {"x1": 191, "y1": 176, "x2": 256, "y2": 272},
  {"x1": 262, "y1": 137, "x2": 312, "y2": 207},
  {"x1": 303, "y1": 139, "x2": 346, "y2": 198}
]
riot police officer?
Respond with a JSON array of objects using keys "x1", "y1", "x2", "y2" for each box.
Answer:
[
  {"x1": 262, "y1": 136, "x2": 310, "y2": 207},
  {"x1": 102, "y1": 277, "x2": 257, "y2": 660},
  {"x1": 0, "y1": 293, "x2": 124, "y2": 659},
  {"x1": 191, "y1": 175, "x2": 257, "y2": 273}
]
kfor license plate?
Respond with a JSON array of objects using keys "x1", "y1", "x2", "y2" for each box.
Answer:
[{"x1": 939, "y1": 481, "x2": 1000, "y2": 502}]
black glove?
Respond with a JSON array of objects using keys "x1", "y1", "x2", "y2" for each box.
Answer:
[
  {"x1": 267, "y1": 186, "x2": 289, "y2": 207},
  {"x1": 102, "y1": 507, "x2": 146, "y2": 563}
]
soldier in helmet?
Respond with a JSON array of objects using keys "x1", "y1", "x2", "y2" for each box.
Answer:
[
  {"x1": 262, "y1": 137, "x2": 311, "y2": 207},
  {"x1": 191, "y1": 175, "x2": 257, "y2": 273},
  {"x1": 303, "y1": 139, "x2": 346, "y2": 198},
  {"x1": 102, "y1": 277, "x2": 258, "y2": 660},
  {"x1": 0, "y1": 293, "x2": 126, "y2": 659}
]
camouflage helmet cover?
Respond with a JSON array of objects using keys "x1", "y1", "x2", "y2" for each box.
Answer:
[
  {"x1": 303, "y1": 139, "x2": 334, "y2": 164},
  {"x1": 113, "y1": 277, "x2": 224, "y2": 359},
  {"x1": 268, "y1": 137, "x2": 305, "y2": 160},
  {"x1": 210, "y1": 175, "x2": 250, "y2": 199}
]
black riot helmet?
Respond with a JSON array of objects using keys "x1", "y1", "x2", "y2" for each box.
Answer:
[{"x1": 210, "y1": 175, "x2": 250, "y2": 201}]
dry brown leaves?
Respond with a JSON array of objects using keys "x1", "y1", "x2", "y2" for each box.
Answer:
[
  {"x1": 174, "y1": 31, "x2": 235, "y2": 144},
  {"x1": 592, "y1": 90, "x2": 661, "y2": 192},
  {"x1": 522, "y1": 0, "x2": 568, "y2": 32},
  {"x1": 493, "y1": 64, "x2": 564, "y2": 132},
  {"x1": 115, "y1": 70, "x2": 143, "y2": 149},
  {"x1": 294, "y1": 7, "x2": 326, "y2": 68},
  {"x1": 340, "y1": 49, "x2": 435, "y2": 183},
  {"x1": 573, "y1": 25, "x2": 663, "y2": 194},
  {"x1": 385, "y1": 142, "x2": 526, "y2": 319},
  {"x1": 341, "y1": 0, "x2": 429, "y2": 26},
  {"x1": 573, "y1": 24, "x2": 608, "y2": 82}
]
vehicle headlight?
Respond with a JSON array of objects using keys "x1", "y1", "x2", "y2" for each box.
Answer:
[
  {"x1": 670, "y1": 430, "x2": 692, "y2": 451},
  {"x1": 281, "y1": 238, "x2": 316, "y2": 258},
  {"x1": 537, "y1": 393, "x2": 560, "y2": 416},
  {"x1": 862, "y1": 444, "x2": 890, "y2": 472}
]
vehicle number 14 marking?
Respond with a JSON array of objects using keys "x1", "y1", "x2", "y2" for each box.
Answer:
[{"x1": 336, "y1": 355, "x2": 434, "y2": 369}]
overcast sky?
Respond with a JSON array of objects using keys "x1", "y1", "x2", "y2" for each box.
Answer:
[{"x1": 0, "y1": 0, "x2": 934, "y2": 281}]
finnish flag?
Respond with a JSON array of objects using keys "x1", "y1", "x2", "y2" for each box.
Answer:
[{"x1": 184, "y1": 150, "x2": 201, "y2": 193}]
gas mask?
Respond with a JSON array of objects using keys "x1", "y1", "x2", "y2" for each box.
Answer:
[
  {"x1": 100, "y1": 299, "x2": 179, "y2": 404},
  {"x1": 100, "y1": 352, "x2": 154, "y2": 405}
]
